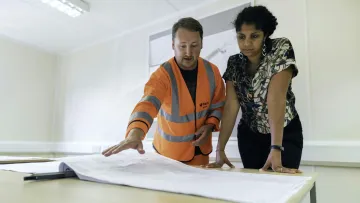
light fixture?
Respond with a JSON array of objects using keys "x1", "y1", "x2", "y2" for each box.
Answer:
[{"x1": 41, "y1": 0, "x2": 90, "y2": 18}]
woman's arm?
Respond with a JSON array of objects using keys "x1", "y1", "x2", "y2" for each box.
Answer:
[
  {"x1": 267, "y1": 67, "x2": 293, "y2": 147},
  {"x1": 216, "y1": 81, "x2": 241, "y2": 151}
]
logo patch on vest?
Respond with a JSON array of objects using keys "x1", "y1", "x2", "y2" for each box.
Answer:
[{"x1": 199, "y1": 102, "x2": 209, "y2": 109}]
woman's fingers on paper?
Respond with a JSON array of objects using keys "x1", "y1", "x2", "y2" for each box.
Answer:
[
  {"x1": 287, "y1": 168, "x2": 302, "y2": 174},
  {"x1": 274, "y1": 166, "x2": 299, "y2": 174},
  {"x1": 278, "y1": 167, "x2": 293, "y2": 174},
  {"x1": 205, "y1": 162, "x2": 222, "y2": 168},
  {"x1": 259, "y1": 165, "x2": 301, "y2": 174},
  {"x1": 261, "y1": 160, "x2": 271, "y2": 171},
  {"x1": 204, "y1": 163, "x2": 217, "y2": 168},
  {"x1": 225, "y1": 159, "x2": 235, "y2": 168}
]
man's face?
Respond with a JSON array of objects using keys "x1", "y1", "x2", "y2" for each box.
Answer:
[{"x1": 172, "y1": 28, "x2": 202, "y2": 70}]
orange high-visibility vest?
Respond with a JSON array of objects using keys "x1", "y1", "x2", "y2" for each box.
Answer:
[{"x1": 126, "y1": 57, "x2": 225, "y2": 162}]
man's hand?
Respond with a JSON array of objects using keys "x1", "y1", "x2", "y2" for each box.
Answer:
[
  {"x1": 102, "y1": 128, "x2": 145, "y2": 157},
  {"x1": 260, "y1": 149, "x2": 301, "y2": 174},
  {"x1": 192, "y1": 124, "x2": 214, "y2": 146}
]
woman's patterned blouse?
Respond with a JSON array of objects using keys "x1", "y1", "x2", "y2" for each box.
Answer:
[{"x1": 223, "y1": 37, "x2": 299, "y2": 134}]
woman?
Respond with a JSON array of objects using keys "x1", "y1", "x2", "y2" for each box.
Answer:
[{"x1": 206, "y1": 5, "x2": 303, "y2": 173}]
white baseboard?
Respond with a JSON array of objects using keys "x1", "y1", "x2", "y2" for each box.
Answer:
[
  {"x1": 0, "y1": 141, "x2": 55, "y2": 153},
  {"x1": 1, "y1": 139, "x2": 359, "y2": 167}
]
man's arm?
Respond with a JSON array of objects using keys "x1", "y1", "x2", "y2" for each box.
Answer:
[
  {"x1": 102, "y1": 67, "x2": 168, "y2": 156},
  {"x1": 125, "y1": 68, "x2": 168, "y2": 139}
]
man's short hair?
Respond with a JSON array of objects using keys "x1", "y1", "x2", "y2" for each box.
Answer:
[{"x1": 172, "y1": 17, "x2": 203, "y2": 40}]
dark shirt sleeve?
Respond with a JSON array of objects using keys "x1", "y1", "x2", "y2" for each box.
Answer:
[{"x1": 222, "y1": 55, "x2": 238, "y2": 82}]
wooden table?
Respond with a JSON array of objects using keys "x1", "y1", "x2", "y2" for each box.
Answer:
[{"x1": 0, "y1": 168, "x2": 317, "y2": 203}]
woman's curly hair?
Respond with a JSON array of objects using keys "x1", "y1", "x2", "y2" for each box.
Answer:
[{"x1": 234, "y1": 5, "x2": 278, "y2": 38}]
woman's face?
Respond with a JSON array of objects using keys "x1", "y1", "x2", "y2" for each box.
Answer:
[{"x1": 237, "y1": 23, "x2": 265, "y2": 58}]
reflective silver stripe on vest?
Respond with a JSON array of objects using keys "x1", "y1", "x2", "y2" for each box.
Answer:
[
  {"x1": 140, "y1": 95, "x2": 161, "y2": 111},
  {"x1": 210, "y1": 101, "x2": 225, "y2": 110},
  {"x1": 157, "y1": 125, "x2": 195, "y2": 142},
  {"x1": 203, "y1": 59, "x2": 215, "y2": 101},
  {"x1": 209, "y1": 110, "x2": 222, "y2": 120},
  {"x1": 163, "y1": 62, "x2": 180, "y2": 117},
  {"x1": 159, "y1": 108, "x2": 208, "y2": 123},
  {"x1": 129, "y1": 112, "x2": 153, "y2": 126}
]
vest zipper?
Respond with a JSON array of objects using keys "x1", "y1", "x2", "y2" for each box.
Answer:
[
  {"x1": 194, "y1": 88, "x2": 197, "y2": 139},
  {"x1": 194, "y1": 91, "x2": 198, "y2": 154}
]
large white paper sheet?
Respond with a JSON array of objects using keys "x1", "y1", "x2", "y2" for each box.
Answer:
[
  {"x1": 0, "y1": 156, "x2": 78, "y2": 173},
  {"x1": 0, "y1": 161, "x2": 61, "y2": 173},
  {"x1": 59, "y1": 151, "x2": 311, "y2": 203},
  {"x1": 0, "y1": 156, "x2": 47, "y2": 161},
  {"x1": 0, "y1": 152, "x2": 311, "y2": 202}
]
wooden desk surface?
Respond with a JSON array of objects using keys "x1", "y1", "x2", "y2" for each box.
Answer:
[{"x1": 0, "y1": 168, "x2": 317, "y2": 203}]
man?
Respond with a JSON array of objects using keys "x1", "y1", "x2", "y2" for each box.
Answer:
[{"x1": 102, "y1": 17, "x2": 225, "y2": 166}]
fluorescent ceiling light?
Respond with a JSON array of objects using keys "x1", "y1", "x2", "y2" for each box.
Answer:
[{"x1": 41, "y1": 0, "x2": 90, "y2": 18}]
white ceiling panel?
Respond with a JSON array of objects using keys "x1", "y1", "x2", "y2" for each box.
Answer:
[{"x1": 0, "y1": 0, "x2": 212, "y2": 53}]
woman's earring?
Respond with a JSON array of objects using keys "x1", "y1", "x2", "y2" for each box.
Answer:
[{"x1": 262, "y1": 41, "x2": 267, "y2": 56}]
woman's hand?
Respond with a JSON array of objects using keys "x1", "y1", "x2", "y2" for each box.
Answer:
[
  {"x1": 260, "y1": 149, "x2": 301, "y2": 173},
  {"x1": 203, "y1": 150, "x2": 235, "y2": 168}
]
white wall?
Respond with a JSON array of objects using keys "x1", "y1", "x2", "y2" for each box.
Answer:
[
  {"x1": 0, "y1": 36, "x2": 56, "y2": 142},
  {"x1": 54, "y1": 40, "x2": 126, "y2": 142},
  {"x1": 306, "y1": 0, "x2": 360, "y2": 141}
]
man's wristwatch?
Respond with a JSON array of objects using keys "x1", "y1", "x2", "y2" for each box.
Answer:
[{"x1": 270, "y1": 145, "x2": 284, "y2": 151}]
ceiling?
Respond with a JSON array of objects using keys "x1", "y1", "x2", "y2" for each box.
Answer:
[{"x1": 0, "y1": 0, "x2": 213, "y2": 54}]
